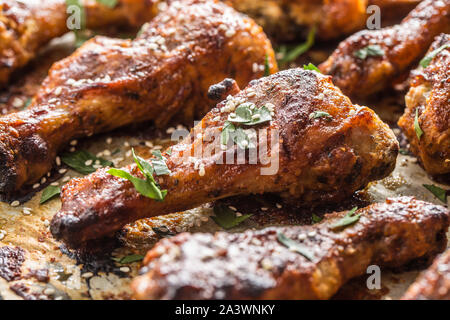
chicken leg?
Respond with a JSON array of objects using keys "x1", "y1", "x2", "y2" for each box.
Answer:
[
  {"x1": 0, "y1": 0, "x2": 277, "y2": 195},
  {"x1": 131, "y1": 197, "x2": 449, "y2": 300},
  {"x1": 319, "y1": 0, "x2": 450, "y2": 99},
  {"x1": 51, "y1": 67, "x2": 398, "y2": 246}
]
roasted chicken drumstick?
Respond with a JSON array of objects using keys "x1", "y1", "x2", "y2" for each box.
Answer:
[
  {"x1": 398, "y1": 34, "x2": 450, "y2": 178},
  {"x1": 0, "y1": 0, "x2": 276, "y2": 195},
  {"x1": 51, "y1": 68, "x2": 398, "y2": 246},
  {"x1": 131, "y1": 197, "x2": 450, "y2": 300},
  {"x1": 402, "y1": 249, "x2": 450, "y2": 300},
  {"x1": 0, "y1": 0, "x2": 159, "y2": 88},
  {"x1": 319, "y1": 0, "x2": 450, "y2": 98}
]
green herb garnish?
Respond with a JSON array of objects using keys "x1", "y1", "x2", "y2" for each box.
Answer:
[
  {"x1": 277, "y1": 232, "x2": 314, "y2": 261},
  {"x1": 330, "y1": 207, "x2": 360, "y2": 231},
  {"x1": 354, "y1": 45, "x2": 385, "y2": 60},
  {"x1": 278, "y1": 26, "x2": 316, "y2": 65},
  {"x1": 221, "y1": 103, "x2": 272, "y2": 149},
  {"x1": 151, "y1": 150, "x2": 171, "y2": 176},
  {"x1": 414, "y1": 108, "x2": 423, "y2": 140},
  {"x1": 303, "y1": 63, "x2": 321, "y2": 73},
  {"x1": 221, "y1": 121, "x2": 236, "y2": 145},
  {"x1": 309, "y1": 111, "x2": 332, "y2": 120},
  {"x1": 61, "y1": 150, "x2": 112, "y2": 174},
  {"x1": 264, "y1": 54, "x2": 271, "y2": 76},
  {"x1": 311, "y1": 214, "x2": 323, "y2": 224},
  {"x1": 423, "y1": 184, "x2": 447, "y2": 204},
  {"x1": 40, "y1": 185, "x2": 61, "y2": 204},
  {"x1": 108, "y1": 149, "x2": 167, "y2": 201},
  {"x1": 113, "y1": 254, "x2": 144, "y2": 264},
  {"x1": 211, "y1": 205, "x2": 252, "y2": 230},
  {"x1": 420, "y1": 44, "x2": 450, "y2": 68}
]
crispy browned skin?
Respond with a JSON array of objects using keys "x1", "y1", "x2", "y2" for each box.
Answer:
[
  {"x1": 51, "y1": 68, "x2": 398, "y2": 246},
  {"x1": 131, "y1": 197, "x2": 449, "y2": 300},
  {"x1": 319, "y1": 0, "x2": 450, "y2": 98},
  {"x1": 402, "y1": 250, "x2": 450, "y2": 300},
  {"x1": 0, "y1": 0, "x2": 159, "y2": 88},
  {"x1": 398, "y1": 34, "x2": 450, "y2": 177},
  {"x1": 225, "y1": 0, "x2": 367, "y2": 41},
  {"x1": 0, "y1": 0, "x2": 277, "y2": 195}
]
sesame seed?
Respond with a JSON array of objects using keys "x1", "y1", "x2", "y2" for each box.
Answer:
[
  {"x1": 70, "y1": 140, "x2": 78, "y2": 146},
  {"x1": 276, "y1": 203, "x2": 282, "y2": 209},
  {"x1": 298, "y1": 234, "x2": 307, "y2": 241},
  {"x1": 103, "y1": 149, "x2": 111, "y2": 156},
  {"x1": 119, "y1": 267, "x2": 130, "y2": 273},
  {"x1": 69, "y1": 147, "x2": 76, "y2": 152},
  {"x1": 44, "y1": 220, "x2": 50, "y2": 227},
  {"x1": 145, "y1": 141, "x2": 153, "y2": 148},
  {"x1": 58, "y1": 168, "x2": 67, "y2": 174},
  {"x1": 260, "y1": 207, "x2": 268, "y2": 211},
  {"x1": 84, "y1": 159, "x2": 93, "y2": 166},
  {"x1": 12, "y1": 98, "x2": 23, "y2": 108},
  {"x1": 199, "y1": 164, "x2": 205, "y2": 177},
  {"x1": 56, "y1": 157, "x2": 61, "y2": 166},
  {"x1": 62, "y1": 176, "x2": 71, "y2": 182},
  {"x1": 54, "y1": 87, "x2": 62, "y2": 95},
  {"x1": 81, "y1": 272, "x2": 93, "y2": 278},
  {"x1": 0, "y1": 232, "x2": 5, "y2": 240},
  {"x1": 10, "y1": 200, "x2": 20, "y2": 207},
  {"x1": 22, "y1": 208, "x2": 31, "y2": 215},
  {"x1": 235, "y1": 212, "x2": 242, "y2": 217},
  {"x1": 228, "y1": 206, "x2": 237, "y2": 211},
  {"x1": 51, "y1": 182, "x2": 59, "y2": 186},
  {"x1": 40, "y1": 177, "x2": 46, "y2": 184},
  {"x1": 308, "y1": 231, "x2": 317, "y2": 238},
  {"x1": 43, "y1": 288, "x2": 55, "y2": 295},
  {"x1": 225, "y1": 29, "x2": 235, "y2": 37},
  {"x1": 106, "y1": 137, "x2": 112, "y2": 144},
  {"x1": 33, "y1": 183, "x2": 40, "y2": 189},
  {"x1": 124, "y1": 141, "x2": 130, "y2": 147}
]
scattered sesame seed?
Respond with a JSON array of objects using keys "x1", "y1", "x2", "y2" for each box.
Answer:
[
  {"x1": 260, "y1": 207, "x2": 268, "y2": 211},
  {"x1": 51, "y1": 182, "x2": 59, "y2": 186},
  {"x1": 33, "y1": 183, "x2": 40, "y2": 189},
  {"x1": 308, "y1": 231, "x2": 317, "y2": 238},
  {"x1": 54, "y1": 87, "x2": 62, "y2": 95},
  {"x1": 58, "y1": 168, "x2": 67, "y2": 174},
  {"x1": 43, "y1": 288, "x2": 55, "y2": 295},
  {"x1": 62, "y1": 176, "x2": 71, "y2": 182},
  {"x1": 0, "y1": 232, "x2": 5, "y2": 240},
  {"x1": 199, "y1": 164, "x2": 205, "y2": 177},
  {"x1": 70, "y1": 140, "x2": 78, "y2": 146},
  {"x1": 69, "y1": 147, "x2": 76, "y2": 152},
  {"x1": 56, "y1": 157, "x2": 62, "y2": 166},
  {"x1": 145, "y1": 141, "x2": 153, "y2": 148},
  {"x1": 235, "y1": 212, "x2": 242, "y2": 217},
  {"x1": 103, "y1": 149, "x2": 111, "y2": 156},
  {"x1": 228, "y1": 206, "x2": 237, "y2": 211},
  {"x1": 276, "y1": 203, "x2": 282, "y2": 209},
  {"x1": 119, "y1": 267, "x2": 130, "y2": 273},
  {"x1": 106, "y1": 137, "x2": 112, "y2": 144},
  {"x1": 22, "y1": 208, "x2": 31, "y2": 215},
  {"x1": 225, "y1": 29, "x2": 236, "y2": 37},
  {"x1": 124, "y1": 141, "x2": 130, "y2": 147},
  {"x1": 10, "y1": 200, "x2": 20, "y2": 207},
  {"x1": 81, "y1": 272, "x2": 93, "y2": 278},
  {"x1": 40, "y1": 177, "x2": 47, "y2": 184},
  {"x1": 84, "y1": 159, "x2": 93, "y2": 166},
  {"x1": 12, "y1": 98, "x2": 23, "y2": 108},
  {"x1": 44, "y1": 220, "x2": 50, "y2": 227},
  {"x1": 298, "y1": 233, "x2": 307, "y2": 241}
]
